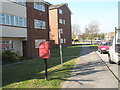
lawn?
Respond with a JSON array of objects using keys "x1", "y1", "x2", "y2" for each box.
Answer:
[
  {"x1": 88, "y1": 45, "x2": 98, "y2": 50},
  {"x1": 2, "y1": 45, "x2": 81, "y2": 88}
]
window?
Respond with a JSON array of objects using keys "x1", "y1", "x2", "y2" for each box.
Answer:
[
  {"x1": 34, "y1": 1, "x2": 45, "y2": 12},
  {"x1": 10, "y1": 0, "x2": 26, "y2": 5},
  {"x1": 34, "y1": 20, "x2": 39, "y2": 28},
  {"x1": 60, "y1": 39, "x2": 64, "y2": 43},
  {"x1": 6, "y1": 15, "x2": 10, "y2": 25},
  {"x1": 10, "y1": 15, "x2": 14, "y2": 25},
  {"x1": 0, "y1": 14, "x2": 26, "y2": 27},
  {"x1": 1, "y1": 41, "x2": 14, "y2": 51},
  {"x1": 117, "y1": 39, "x2": 120, "y2": 43},
  {"x1": 0, "y1": 14, "x2": 5, "y2": 24},
  {"x1": 23, "y1": 18, "x2": 26, "y2": 27},
  {"x1": 59, "y1": 9, "x2": 62, "y2": 14},
  {"x1": 59, "y1": 29, "x2": 63, "y2": 34},
  {"x1": 63, "y1": 20, "x2": 65, "y2": 24},
  {"x1": 19, "y1": 0, "x2": 24, "y2": 5},
  {"x1": 22, "y1": 0, "x2": 26, "y2": 5},
  {"x1": 64, "y1": 39, "x2": 66, "y2": 43},
  {"x1": 35, "y1": 39, "x2": 46, "y2": 48},
  {"x1": 15, "y1": 16, "x2": 19, "y2": 26},
  {"x1": 100, "y1": 42, "x2": 109, "y2": 46},
  {"x1": 34, "y1": 19, "x2": 46, "y2": 29},
  {"x1": 18, "y1": 17, "x2": 26, "y2": 27},
  {"x1": 18, "y1": 17, "x2": 24, "y2": 26},
  {"x1": 59, "y1": 19, "x2": 62, "y2": 24}
]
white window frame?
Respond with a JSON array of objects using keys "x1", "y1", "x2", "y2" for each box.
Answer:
[
  {"x1": 59, "y1": 9, "x2": 62, "y2": 14},
  {"x1": 6, "y1": 15, "x2": 10, "y2": 25},
  {"x1": 0, "y1": 14, "x2": 5, "y2": 24},
  {"x1": 59, "y1": 29, "x2": 63, "y2": 34},
  {"x1": 15, "y1": 16, "x2": 19, "y2": 26},
  {"x1": 0, "y1": 14, "x2": 2, "y2": 24},
  {"x1": 18, "y1": 17, "x2": 24, "y2": 26},
  {"x1": 35, "y1": 39, "x2": 46, "y2": 48},
  {"x1": 10, "y1": 15, "x2": 14, "y2": 25},
  {"x1": 0, "y1": 14, "x2": 26, "y2": 27},
  {"x1": 34, "y1": 1, "x2": 45, "y2": 12},
  {"x1": 60, "y1": 39, "x2": 64, "y2": 43},
  {"x1": 34, "y1": 19, "x2": 46, "y2": 29},
  {"x1": 63, "y1": 20, "x2": 65, "y2": 24},
  {"x1": 59, "y1": 19, "x2": 62, "y2": 24},
  {"x1": 23, "y1": 18, "x2": 26, "y2": 27},
  {"x1": 64, "y1": 38, "x2": 66, "y2": 43},
  {"x1": 10, "y1": 0, "x2": 26, "y2": 5},
  {"x1": 2, "y1": 41, "x2": 14, "y2": 51}
]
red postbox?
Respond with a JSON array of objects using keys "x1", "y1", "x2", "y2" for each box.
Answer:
[{"x1": 39, "y1": 41, "x2": 50, "y2": 59}]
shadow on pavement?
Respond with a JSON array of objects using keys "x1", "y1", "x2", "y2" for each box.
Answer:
[{"x1": 61, "y1": 46, "x2": 106, "y2": 86}]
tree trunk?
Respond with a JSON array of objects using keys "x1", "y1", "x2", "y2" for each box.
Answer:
[{"x1": 91, "y1": 38, "x2": 92, "y2": 44}]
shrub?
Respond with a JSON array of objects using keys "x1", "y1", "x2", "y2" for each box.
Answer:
[{"x1": 2, "y1": 50, "x2": 20, "y2": 62}]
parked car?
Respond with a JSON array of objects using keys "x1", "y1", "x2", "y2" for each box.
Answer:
[
  {"x1": 94, "y1": 38, "x2": 102, "y2": 45},
  {"x1": 98, "y1": 41, "x2": 110, "y2": 54},
  {"x1": 94, "y1": 40, "x2": 101, "y2": 45},
  {"x1": 108, "y1": 27, "x2": 120, "y2": 65}
]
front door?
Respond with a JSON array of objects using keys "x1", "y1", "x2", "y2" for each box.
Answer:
[{"x1": 23, "y1": 41, "x2": 27, "y2": 57}]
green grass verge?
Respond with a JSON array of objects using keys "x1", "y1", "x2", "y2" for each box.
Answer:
[
  {"x1": 88, "y1": 45, "x2": 98, "y2": 50},
  {"x1": 2, "y1": 45, "x2": 81, "y2": 88}
]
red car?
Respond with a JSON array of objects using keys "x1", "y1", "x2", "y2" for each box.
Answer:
[{"x1": 98, "y1": 41, "x2": 110, "y2": 54}]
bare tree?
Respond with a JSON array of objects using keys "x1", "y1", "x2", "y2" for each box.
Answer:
[
  {"x1": 85, "y1": 21, "x2": 100, "y2": 44},
  {"x1": 78, "y1": 32, "x2": 89, "y2": 42},
  {"x1": 72, "y1": 24, "x2": 81, "y2": 40}
]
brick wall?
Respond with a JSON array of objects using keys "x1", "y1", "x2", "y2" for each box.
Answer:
[
  {"x1": 49, "y1": 5, "x2": 72, "y2": 47},
  {"x1": 26, "y1": 2, "x2": 50, "y2": 58}
]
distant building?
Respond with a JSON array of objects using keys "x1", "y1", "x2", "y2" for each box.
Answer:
[
  {"x1": 105, "y1": 32, "x2": 115, "y2": 41},
  {"x1": 49, "y1": 3, "x2": 72, "y2": 47}
]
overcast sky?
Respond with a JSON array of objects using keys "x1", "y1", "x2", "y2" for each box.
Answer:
[{"x1": 48, "y1": 0, "x2": 119, "y2": 33}]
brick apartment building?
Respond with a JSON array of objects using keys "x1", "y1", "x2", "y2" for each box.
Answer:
[
  {"x1": 49, "y1": 3, "x2": 72, "y2": 47},
  {"x1": 25, "y1": 0, "x2": 51, "y2": 57},
  {"x1": 0, "y1": 0, "x2": 72, "y2": 58},
  {"x1": 1, "y1": 0, "x2": 51, "y2": 58},
  {"x1": 0, "y1": 0, "x2": 27, "y2": 56}
]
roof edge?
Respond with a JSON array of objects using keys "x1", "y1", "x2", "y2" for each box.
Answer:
[
  {"x1": 49, "y1": 3, "x2": 72, "y2": 14},
  {"x1": 34, "y1": 0, "x2": 52, "y2": 5}
]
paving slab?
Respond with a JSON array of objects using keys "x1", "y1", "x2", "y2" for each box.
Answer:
[
  {"x1": 62, "y1": 46, "x2": 118, "y2": 88},
  {"x1": 96, "y1": 52, "x2": 119, "y2": 80}
]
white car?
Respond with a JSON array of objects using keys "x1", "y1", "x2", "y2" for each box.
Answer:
[
  {"x1": 108, "y1": 46, "x2": 120, "y2": 65},
  {"x1": 108, "y1": 28, "x2": 120, "y2": 65}
]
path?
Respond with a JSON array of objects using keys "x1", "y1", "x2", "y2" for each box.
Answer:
[{"x1": 62, "y1": 45, "x2": 118, "y2": 88}]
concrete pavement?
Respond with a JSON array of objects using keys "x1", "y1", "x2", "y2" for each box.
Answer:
[
  {"x1": 62, "y1": 46, "x2": 118, "y2": 88},
  {"x1": 97, "y1": 52, "x2": 119, "y2": 80}
]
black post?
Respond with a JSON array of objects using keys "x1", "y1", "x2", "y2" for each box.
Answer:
[{"x1": 44, "y1": 59, "x2": 48, "y2": 80}]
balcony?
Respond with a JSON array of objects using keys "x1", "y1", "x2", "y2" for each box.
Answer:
[{"x1": 0, "y1": 25, "x2": 27, "y2": 38}]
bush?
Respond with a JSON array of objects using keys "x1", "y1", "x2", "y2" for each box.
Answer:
[{"x1": 2, "y1": 50, "x2": 20, "y2": 62}]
